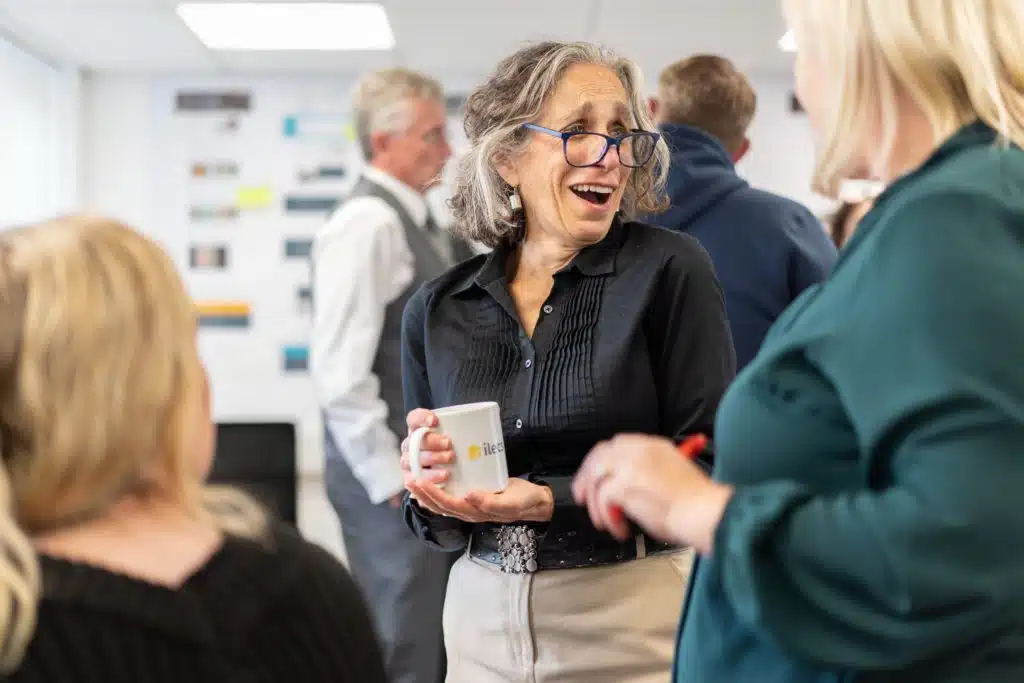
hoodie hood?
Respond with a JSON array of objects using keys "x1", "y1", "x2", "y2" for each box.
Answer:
[{"x1": 655, "y1": 123, "x2": 748, "y2": 229}]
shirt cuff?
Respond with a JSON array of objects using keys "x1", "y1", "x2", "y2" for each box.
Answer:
[
  {"x1": 714, "y1": 480, "x2": 812, "y2": 622},
  {"x1": 530, "y1": 474, "x2": 573, "y2": 506},
  {"x1": 402, "y1": 496, "x2": 470, "y2": 551},
  {"x1": 355, "y1": 452, "x2": 406, "y2": 505}
]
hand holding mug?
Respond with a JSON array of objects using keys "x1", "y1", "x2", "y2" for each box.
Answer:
[
  {"x1": 403, "y1": 402, "x2": 508, "y2": 498},
  {"x1": 400, "y1": 408, "x2": 452, "y2": 489},
  {"x1": 402, "y1": 402, "x2": 553, "y2": 523}
]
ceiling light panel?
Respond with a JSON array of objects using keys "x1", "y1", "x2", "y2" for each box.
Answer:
[{"x1": 176, "y1": 3, "x2": 396, "y2": 51}]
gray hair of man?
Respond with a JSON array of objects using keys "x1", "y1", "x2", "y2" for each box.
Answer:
[
  {"x1": 352, "y1": 67, "x2": 444, "y2": 160},
  {"x1": 449, "y1": 41, "x2": 670, "y2": 248}
]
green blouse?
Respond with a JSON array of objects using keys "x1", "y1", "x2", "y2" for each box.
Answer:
[{"x1": 676, "y1": 122, "x2": 1024, "y2": 682}]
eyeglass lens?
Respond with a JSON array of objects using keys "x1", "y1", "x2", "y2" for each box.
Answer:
[{"x1": 565, "y1": 133, "x2": 655, "y2": 168}]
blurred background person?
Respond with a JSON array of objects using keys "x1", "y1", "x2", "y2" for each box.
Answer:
[
  {"x1": 399, "y1": 41, "x2": 735, "y2": 683},
  {"x1": 0, "y1": 217, "x2": 386, "y2": 683},
  {"x1": 310, "y1": 68, "x2": 474, "y2": 683},
  {"x1": 647, "y1": 54, "x2": 836, "y2": 370},
  {"x1": 827, "y1": 197, "x2": 873, "y2": 248},
  {"x1": 574, "y1": 0, "x2": 1024, "y2": 681}
]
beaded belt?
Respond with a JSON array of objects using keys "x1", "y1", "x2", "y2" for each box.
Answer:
[{"x1": 469, "y1": 523, "x2": 679, "y2": 573}]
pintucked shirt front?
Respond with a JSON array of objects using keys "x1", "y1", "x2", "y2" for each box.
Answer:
[{"x1": 401, "y1": 219, "x2": 736, "y2": 554}]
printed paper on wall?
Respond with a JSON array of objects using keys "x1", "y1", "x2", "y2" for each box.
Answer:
[
  {"x1": 283, "y1": 196, "x2": 340, "y2": 213},
  {"x1": 192, "y1": 161, "x2": 239, "y2": 178},
  {"x1": 176, "y1": 91, "x2": 251, "y2": 112},
  {"x1": 196, "y1": 300, "x2": 250, "y2": 328},
  {"x1": 297, "y1": 285, "x2": 313, "y2": 314},
  {"x1": 282, "y1": 345, "x2": 309, "y2": 372},
  {"x1": 190, "y1": 244, "x2": 229, "y2": 269},
  {"x1": 297, "y1": 166, "x2": 347, "y2": 183},
  {"x1": 284, "y1": 238, "x2": 313, "y2": 259},
  {"x1": 190, "y1": 205, "x2": 239, "y2": 222}
]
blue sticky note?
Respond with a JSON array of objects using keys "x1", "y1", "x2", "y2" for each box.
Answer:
[
  {"x1": 283, "y1": 116, "x2": 298, "y2": 137},
  {"x1": 283, "y1": 345, "x2": 309, "y2": 371}
]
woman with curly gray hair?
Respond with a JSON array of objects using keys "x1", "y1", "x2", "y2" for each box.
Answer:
[{"x1": 398, "y1": 41, "x2": 735, "y2": 682}]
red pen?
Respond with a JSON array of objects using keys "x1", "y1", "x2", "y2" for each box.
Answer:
[{"x1": 608, "y1": 433, "x2": 708, "y2": 525}]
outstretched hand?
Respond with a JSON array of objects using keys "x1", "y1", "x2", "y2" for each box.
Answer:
[{"x1": 572, "y1": 434, "x2": 733, "y2": 553}]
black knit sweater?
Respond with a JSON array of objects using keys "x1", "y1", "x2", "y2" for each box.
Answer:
[{"x1": 6, "y1": 522, "x2": 387, "y2": 682}]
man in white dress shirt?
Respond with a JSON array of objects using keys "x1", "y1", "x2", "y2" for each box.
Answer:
[{"x1": 310, "y1": 69, "x2": 471, "y2": 683}]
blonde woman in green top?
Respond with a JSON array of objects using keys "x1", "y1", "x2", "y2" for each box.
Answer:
[{"x1": 574, "y1": 1, "x2": 1024, "y2": 681}]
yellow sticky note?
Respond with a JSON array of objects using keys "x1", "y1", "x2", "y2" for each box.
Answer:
[
  {"x1": 342, "y1": 122, "x2": 356, "y2": 142},
  {"x1": 236, "y1": 186, "x2": 273, "y2": 209}
]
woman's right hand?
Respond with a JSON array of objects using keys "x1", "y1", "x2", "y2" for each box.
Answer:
[{"x1": 400, "y1": 408, "x2": 454, "y2": 490}]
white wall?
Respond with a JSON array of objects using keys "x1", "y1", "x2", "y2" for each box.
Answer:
[
  {"x1": 737, "y1": 76, "x2": 831, "y2": 216},
  {"x1": 79, "y1": 71, "x2": 826, "y2": 560},
  {"x1": 80, "y1": 72, "x2": 828, "y2": 229},
  {"x1": 81, "y1": 73, "x2": 158, "y2": 234},
  {"x1": 0, "y1": 35, "x2": 80, "y2": 227}
]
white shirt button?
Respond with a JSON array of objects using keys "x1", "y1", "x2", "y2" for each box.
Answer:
[
  {"x1": 515, "y1": 419, "x2": 523, "y2": 429},
  {"x1": 542, "y1": 305, "x2": 553, "y2": 314},
  {"x1": 524, "y1": 359, "x2": 533, "y2": 368}
]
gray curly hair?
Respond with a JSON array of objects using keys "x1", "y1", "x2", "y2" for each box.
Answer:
[{"x1": 449, "y1": 41, "x2": 670, "y2": 248}]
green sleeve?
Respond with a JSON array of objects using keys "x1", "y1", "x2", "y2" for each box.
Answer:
[{"x1": 714, "y1": 190, "x2": 1024, "y2": 669}]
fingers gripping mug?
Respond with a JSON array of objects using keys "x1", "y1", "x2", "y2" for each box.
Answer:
[{"x1": 408, "y1": 402, "x2": 510, "y2": 498}]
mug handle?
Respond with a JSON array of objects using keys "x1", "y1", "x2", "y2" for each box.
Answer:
[{"x1": 406, "y1": 426, "x2": 434, "y2": 479}]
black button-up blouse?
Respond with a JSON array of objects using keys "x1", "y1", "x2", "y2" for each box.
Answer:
[{"x1": 400, "y1": 219, "x2": 736, "y2": 553}]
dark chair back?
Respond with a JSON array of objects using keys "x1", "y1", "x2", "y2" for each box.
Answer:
[{"x1": 209, "y1": 422, "x2": 297, "y2": 525}]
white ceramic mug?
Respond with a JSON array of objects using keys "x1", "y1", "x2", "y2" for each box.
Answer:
[{"x1": 407, "y1": 401, "x2": 509, "y2": 498}]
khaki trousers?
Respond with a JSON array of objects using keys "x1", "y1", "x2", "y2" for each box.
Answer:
[{"x1": 443, "y1": 547, "x2": 694, "y2": 683}]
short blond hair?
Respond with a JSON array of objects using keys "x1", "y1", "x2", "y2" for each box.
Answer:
[
  {"x1": 0, "y1": 217, "x2": 264, "y2": 671},
  {"x1": 785, "y1": 0, "x2": 1024, "y2": 197},
  {"x1": 352, "y1": 67, "x2": 444, "y2": 160},
  {"x1": 657, "y1": 55, "x2": 757, "y2": 155}
]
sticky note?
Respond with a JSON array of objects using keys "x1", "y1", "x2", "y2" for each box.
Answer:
[
  {"x1": 236, "y1": 186, "x2": 273, "y2": 209},
  {"x1": 283, "y1": 115, "x2": 298, "y2": 137}
]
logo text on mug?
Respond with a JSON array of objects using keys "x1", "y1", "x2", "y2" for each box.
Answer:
[{"x1": 467, "y1": 441, "x2": 504, "y2": 461}]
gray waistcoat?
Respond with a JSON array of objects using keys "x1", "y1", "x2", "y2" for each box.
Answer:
[{"x1": 316, "y1": 176, "x2": 474, "y2": 442}]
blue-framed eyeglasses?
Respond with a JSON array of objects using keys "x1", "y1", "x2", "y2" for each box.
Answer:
[{"x1": 522, "y1": 123, "x2": 660, "y2": 168}]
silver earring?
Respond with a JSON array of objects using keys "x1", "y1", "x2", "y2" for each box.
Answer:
[{"x1": 509, "y1": 189, "x2": 522, "y2": 212}]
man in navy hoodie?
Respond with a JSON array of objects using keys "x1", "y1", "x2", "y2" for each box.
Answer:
[{"x1": 648, "y1": 55, "x2": 837, "y2": 370}]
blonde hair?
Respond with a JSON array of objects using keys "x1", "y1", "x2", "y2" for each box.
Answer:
[
  {"x1": 657, "y1": 55, "x2": 757, "y2": 155},
  {"x1": 784, "y1": 0, "x2": 1024, "y2": 196},
  {"x1": 352, "y1": 67, "x2": 444, "y2": 160},
  {"x1": 0, "y1": 216, "x2": 265, "y2": 672},
  {"x1": 449, "y1": 41, "x2": 670, "y2": 248}
]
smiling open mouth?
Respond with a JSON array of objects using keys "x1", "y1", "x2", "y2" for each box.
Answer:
[{"x1": 571, "y1": 184, "x2": 614, "y2": 206}]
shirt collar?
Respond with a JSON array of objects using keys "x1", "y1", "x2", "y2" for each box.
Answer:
[
  {"x1": 909, "y1": 120, "x2": 1000, "y2": 173},
  {"x1": 870, "y1": 120, "x2": 998, "y2": 208},
  {"x1": 453, "y1": 216, "x2": 626, "y2": 295},
  {"x1": 836, "y1": 120, "x2": 1001, "y2": 262},
  {"x1": 361, "y1": 165, "x2": 430, "y2": 228}
]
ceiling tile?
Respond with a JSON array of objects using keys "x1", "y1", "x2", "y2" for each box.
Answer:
[
  {"x1": 4, "y1": 0, "x2": 160, "y2": 9},
  {"x1": 218, "y1": 50, "x2": 397, "y2": 74},
  {"x1": 592, "y1": 0, "x2": 789, "y2": 75},
  {"x1": 388, "y1": 0, "x2": 599, "y2": 73},
  {"x1": 1, "y1": 6, "x2": 217, "y2": 70},
  {"x1": 0, "y1": 0, "x2": 793, "y2": 76}
]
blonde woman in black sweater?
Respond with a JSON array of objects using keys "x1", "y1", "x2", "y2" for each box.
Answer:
[{"x1": 0, "y1": 216, "x2": 386, "y2": 683}]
